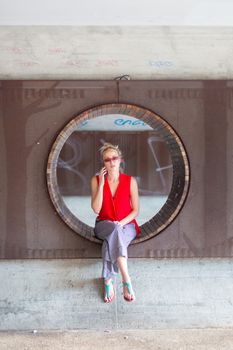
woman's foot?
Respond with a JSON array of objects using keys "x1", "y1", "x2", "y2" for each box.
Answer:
[
  {"x1": 104, "y1": 278, "x2": 115, "y2": 303},
  {"x1": 122, "y1": 280, "x2": 135, "y2": 302}
]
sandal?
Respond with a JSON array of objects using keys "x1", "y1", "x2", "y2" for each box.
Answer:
[
  {"x1": 104, "y1": 279, "x2": 115, "y2": 303},
  {"x1": 122, "y1": 281, "x2": 135, "y2": 302}
]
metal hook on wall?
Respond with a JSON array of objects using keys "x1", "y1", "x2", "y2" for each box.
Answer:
[
  {"x1": 114, "y1": 74, "x2": 131, "y2": 81},
  {"x1": 113, "y1": 75, "x2": 131, "y2": 102}
]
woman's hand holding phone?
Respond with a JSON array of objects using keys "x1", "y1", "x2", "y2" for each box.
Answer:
[{"x1": 99, "y1": 167, "x2": 107, "y2": 187}]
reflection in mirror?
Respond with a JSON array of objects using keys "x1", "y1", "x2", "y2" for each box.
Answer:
[{"x1": 57, "y1": 114, "x2": 173, "y2": 227}]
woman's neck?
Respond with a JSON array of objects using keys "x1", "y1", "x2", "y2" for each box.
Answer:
[{"x1": 107, "y1": 170, "x2": 120, "y2": 182}]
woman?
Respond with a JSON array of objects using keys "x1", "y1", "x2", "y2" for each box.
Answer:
[{"x1": 91, "y1": 143, "x2": 140, "y2": 303}]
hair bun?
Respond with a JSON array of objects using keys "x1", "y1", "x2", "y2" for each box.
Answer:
[{"x1": 99, "y1": 143, "x2": 122, "y2": 158}]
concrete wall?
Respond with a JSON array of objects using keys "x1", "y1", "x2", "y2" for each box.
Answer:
[
  {"x1": 1, "y1": 80, "x2": 233, "y2": 259},
  {"x1": 1, "y1": 0, "x2": 233, "y2": 79},
  {"x1": 1, "y1": 0, "x2": 233, "y2": 25},
  {"x1": 1, "y1": 258, "x2": 233, "y2": 331},
  {"x1": 1, "y1": 26, "x2": 233, "y2": 79}
]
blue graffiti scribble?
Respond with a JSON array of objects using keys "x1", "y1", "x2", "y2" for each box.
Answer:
[{"x1": 114, "y1": 119, "x2": 147, "y2": 127}]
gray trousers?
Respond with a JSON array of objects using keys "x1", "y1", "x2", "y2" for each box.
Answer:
[{"x1": 94, "y1": 220, "x2": 137, "y2": 279}]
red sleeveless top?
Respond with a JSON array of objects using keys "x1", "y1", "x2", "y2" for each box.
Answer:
[{"x1": 96, "y1": 173, "x2": 140, "y2": 235}]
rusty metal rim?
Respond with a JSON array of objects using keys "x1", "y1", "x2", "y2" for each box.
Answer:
[{"x1": 46, "y1": 103, "x2": 190, "y2": 244}]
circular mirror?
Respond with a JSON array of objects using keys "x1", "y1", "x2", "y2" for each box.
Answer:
[{"x1": 47, "y1": 103, "x2": 190, "y2": 244}]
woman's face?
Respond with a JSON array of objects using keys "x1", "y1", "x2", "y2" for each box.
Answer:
[{"x1": 102, "y1": 149, "x2": 121, "y2": 172}]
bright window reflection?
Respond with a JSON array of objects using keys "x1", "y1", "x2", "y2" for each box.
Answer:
[{"x1": 57, "y1": 114, "x2": 173, "y2": 226}]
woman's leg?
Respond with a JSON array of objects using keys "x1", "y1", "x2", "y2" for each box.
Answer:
[
  {"x1": 117, "y1": 256, "x2": 135, "y2": 301},
  {"x1": 94, "y1": 220, "x2": 136, "y2": 301},
  {"x1": 117, "y1": 256, "x2": 130, "y2": 281},
  {"x1": 117, "y1": 224, "x2": 136, "y2": 301},
  {"x1": 94, "y1": 220, "x2": 120, "y2": 278},
  {"x1": 94, "y1": 221, "x2": 118, "y2": 302}
]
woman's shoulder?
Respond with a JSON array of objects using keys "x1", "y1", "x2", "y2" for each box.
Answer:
[
  {"x1": 91, "y1": 174, "x2": 99, "y2": 183},
  {"x1": 121, "y1": 173, "x2": 137, "y2": 186},
  {"x1": 121, "y1": 173, "x2": 136, "y2": 181},
  {"x1": 121, "y1": 172, "x2": 130, "y2": 179}
]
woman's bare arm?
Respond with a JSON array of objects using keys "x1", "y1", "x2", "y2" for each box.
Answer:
[{"x1": 91, "y1": 167, "x2": 107, "y2": 214}]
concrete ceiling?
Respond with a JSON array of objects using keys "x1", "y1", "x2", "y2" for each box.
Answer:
[
  {"x1": 0, "y1": 0, "x2": 233, "y2": 79},
  {"x1": 0, "y1": 0, "x2": 233, "y2": 26}
]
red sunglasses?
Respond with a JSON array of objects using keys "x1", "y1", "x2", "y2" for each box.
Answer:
[{"x1": 104, "y1": 156, "x2": 120, "y2": 163}]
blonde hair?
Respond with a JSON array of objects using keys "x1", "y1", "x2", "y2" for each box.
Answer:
[{"x1": 99, "y1": 142, "x2": 122, "y2": 159}]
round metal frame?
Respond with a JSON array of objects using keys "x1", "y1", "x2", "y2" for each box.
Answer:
[{"x1": 46, "y1": 103, "x2": 190, "y2": 244}]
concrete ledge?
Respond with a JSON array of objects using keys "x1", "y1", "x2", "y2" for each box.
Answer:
[
  {"x1": 0, "y1": 258, "x2": 233, "y2": 330},
  {"x1": 1, "y1": 329, "x2": 233, "y2": 350},
  {"x1": 1, "y1": 27, "x2": 233, "y2": 79}
]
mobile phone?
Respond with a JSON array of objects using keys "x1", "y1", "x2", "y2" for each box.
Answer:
[{"x1": 104, "y1": 167, "x2": 108, "y2": 177}]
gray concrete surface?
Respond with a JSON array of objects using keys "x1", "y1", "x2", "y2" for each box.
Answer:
[
  {"x1": 1, "y1": 329, "x2": 233, "y2": 350},
  {"x1": 1, "y1": 258, "x2": 233, "y2": 331},
  {"x1": 1, "y1": 26, "x2": 233, "y2": 79},
  {"x1": 1, "y1": 0, "x2": 232, "y2": 26}
]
